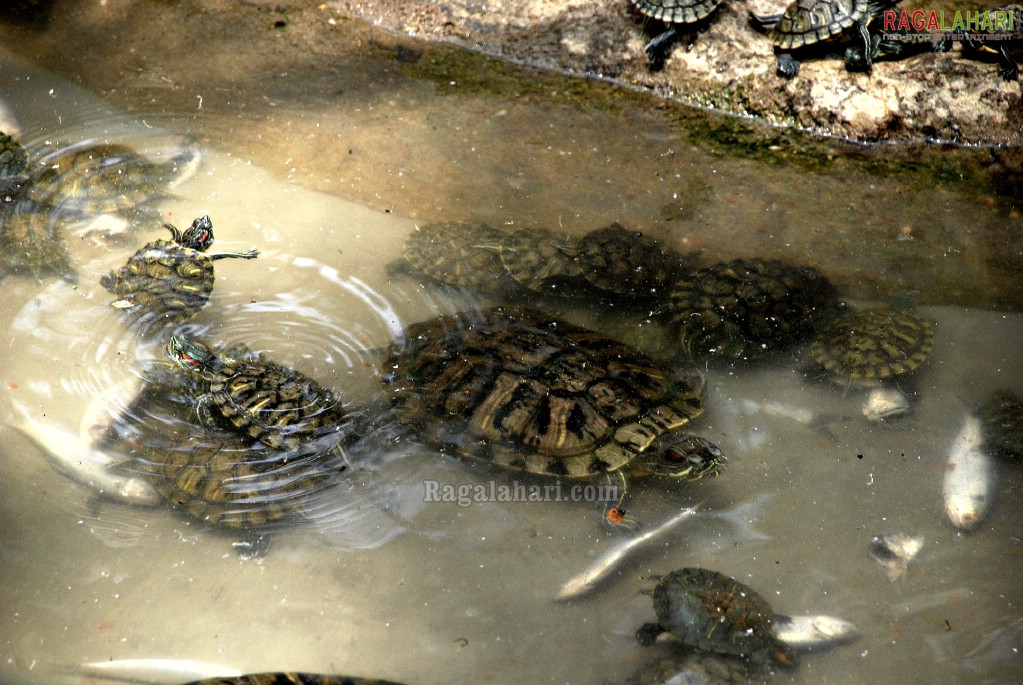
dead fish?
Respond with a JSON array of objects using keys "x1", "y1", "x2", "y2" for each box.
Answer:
[
  {"x1": 862, "y1": 386, "x2": 911, "y2": 422},
  {"x1": 774, "y1": 614, "x2": 859, "y2": 649},
  {"x1": 79, "y1": 658, "x2": 242, "y2": 683},
  {"x1": 942, "y1": 415, "x2": 997, "y2": 531},
  {"x1": 8, "y1": 399, "x2": 160, "y2": 506},
  {"x1": 869, "y1": 534, "x2": 923, "y2": 581},
  {"x1": 556, "y1": 504, "x2": 700, "y2": 601}
]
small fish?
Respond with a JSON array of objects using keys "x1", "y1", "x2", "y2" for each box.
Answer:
[
  {"x1": 8, "y1": 400, "x2": 160, "y2": 506},
  {"x1": 79, "y1": 658, "x2": 242, "y2": 683},
  {"x1": 773, "y1": 614, "x2": 859, "y2": 649},
  {"x1": 869, "y1": 533, "x2": 923, "y2": 581},
  {"x1": 862, "y1": 386, "x2": 911, "y2": 422},
  {"x1": 942, "y1": 415, "x2": 997, "y2": 531},
  {"x1": 556, "y1": 505, "x2": 700, "y2": 601}
]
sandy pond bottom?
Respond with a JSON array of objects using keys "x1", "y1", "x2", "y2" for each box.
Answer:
[{"x1": 0, "y1": 52, "x2": 1021, "y2": 685}]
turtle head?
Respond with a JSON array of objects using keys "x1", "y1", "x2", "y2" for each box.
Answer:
[
  {"x1": 178, "y1": 215, "x2": 215, "y2": 252},
  {"x1": 633, "y1": 433, "x2": 725, "y2": 479},
  {"x1": 166, "y1": 335, "x2": 218, "y2": 377}
]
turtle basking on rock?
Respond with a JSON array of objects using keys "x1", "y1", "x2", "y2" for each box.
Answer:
[
  {"x1": 631, "y1": 0, "x2": 729, "y2": 67},
  {"x1": 750, "y1": 0, "x2": 901, "y2": 77}
]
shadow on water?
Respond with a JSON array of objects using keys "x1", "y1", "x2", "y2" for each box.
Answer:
[{"x1": 0, "y1": 3, "x2": 1020, "y2": 685}]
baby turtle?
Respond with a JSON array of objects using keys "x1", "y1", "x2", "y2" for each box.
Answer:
[
  {"x1": 809, "y1": 307, "x2": 933, "y2": 383},
  {"x1": 631, "y1": 0, "x2": 728, "y2": 66},
  {"x1": 24, "y1": 141, "x2": 198, "y2": 217},
  {"x1": 165, "y1": 335, "x2": 350, "y2": 454},
  {"x1": 496, "y1": 227, "x2": 582, "y2": 296},
  {"x1": 0, "y1": 202, "x2": 77, "y2": 282},
  {"x1": 397, "y1": 220, "x2": 510, "y2": 292},
  {"x1": 101, "y1": 215, "x2": 259, "y2": 326},
  {"x1": 636, "y1": 567, "x2": 794, "y2": 665},
  {"x1": 976, "y1": 389, "x2": 1023, "y2": 462},
  {"x1": 575, "y1": 222, "x2": 689, "y2": 302},
  {"x1": 669, "y1": 257, "x2": 838, "y2": 361},
  {"x1": 750, "y1": 0, "x2": 897, "y2": 77},
  {"x1": 382, "y1": 306, "x2": 724, "y2": 519}
]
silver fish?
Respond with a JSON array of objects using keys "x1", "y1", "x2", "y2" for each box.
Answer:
[
  {"x1": 79, "y1": 658, "x2": 241, "y2": 683},
  {"x1": 869, "y1": 533, "x2": 923, "y2": 581},
  {"x1": 8, "y1": 400, "x2": 160, "y2": 506},
  {"x1": 942, "y1": 415, "x2": 997, "y2": 531},
  {"x1": 556, "y1": 505, "x2": 700, "y2": 601},
  {"x1": 774, "y1": 614, "x2": 859, "y2": 649}
]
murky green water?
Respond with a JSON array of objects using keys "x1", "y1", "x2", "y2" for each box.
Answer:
[{"x1": 0, "y1": 27, "x2": 1021, "y2": 685}]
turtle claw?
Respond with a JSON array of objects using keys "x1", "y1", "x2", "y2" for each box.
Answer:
[{"x1": 776, "y1": 52, "x2": 800, "y2": 78}]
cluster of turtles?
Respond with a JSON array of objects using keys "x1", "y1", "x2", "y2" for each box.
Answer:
[{"x1": 629, "y1": 0, "x2": 1023, "y2": 79}]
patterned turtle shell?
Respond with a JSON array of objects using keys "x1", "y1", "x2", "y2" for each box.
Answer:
[
  {"x1": 669, "y1": 257, "x2": 838, "y2": 361},
  {"x1": 809, "y1": 307, "x2": 933, "y2": 382},
  {"x1": 632, "y1": 0, "x2": 727, "y2": 25},
  {"x1": 24, "y1": 141, "x2": 197, "y2": 216},
  {"x1": 399, "y1": 220, "x2": 509, "y2": 290},
  {"x1": 165, "y1": 335, "x2": 349, "y2": 454},
  {"x1": 101, "y1": 215, "x2": 259, "y2": 325},
  {"x1": 0, "y1": 202, "x2": 76, "y2": 282},
  {"x1": 382, "y1": 306, "x2": 724, "y2": 481},
  {"x1": 575, "y1": 222, "x2": 688, "y2": 301},
  {"x1": 636, "y1": 567, "x2": 793, "y2": 664},
  {"x1": 769, "y1": 0, "x2": 868, "y2": 50},
  {"x1": 496, "y1": 227, "x2": 582, "y2": 295}
]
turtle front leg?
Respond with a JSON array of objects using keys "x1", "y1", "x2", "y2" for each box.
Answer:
[
  {"x1": 996, "y1": 44, "x2": 1020, "y2": 80},
  {"x1": 193, "y1": 392, "x2": 219, "y2": 429},
  {"x1": 853, "y1": 20, "x2": 875, "y2": 72},
  {"x1": 776, "y1": 52, "x2": 801, "y2": 78},
  {"x1": 645, "y1": 26, "x2": 679, "y2": 69}
]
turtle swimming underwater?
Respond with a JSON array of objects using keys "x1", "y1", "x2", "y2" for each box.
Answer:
[
  {"x1": 0, "y1": 130, "x2": 29, "y2": 198},
  {"x1": 631, "y1": 0, "x2": 729, "y2": 67},
  {"x1": 23, "y1": 141, "x2": 198, "y2": 217},
  {"x1": 101, "y1": 214, "x2": 259, "y2": 326},
  {"x1": 164, "y1": 335, "x2": 351, "y2": 455},
  {"x1": 496, "y1": 227, "x2": 582, "y2": 296},
  {"x1": 669, "y1": 257, "x2": 838, "y2": 361},
  {"x1": 750, "y1": 0, "x2": 899, "y2": 77},
  {"x1": 396, "y1": 220, "x2": 512, "y2": 292},
  {"x1": 574, "y1": 222, "x2": 690, "y2": 302},
  {"x1": 0, "y1": 201, "x2": 77, "y2": 282},
  {"x1": 381, "y1": 306, "x2": 724, "y2": 522},
  {"x1": 636, "y1": 567, "x2": 794, "y2": 665}
]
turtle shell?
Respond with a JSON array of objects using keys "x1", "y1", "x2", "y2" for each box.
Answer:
[
  {"x1": 636, "y1": 568, "x2": 790, "y2": 662},
  {"x1": 24, "y1": 142, "x2": 195, "y2": 216},
  {"x1": 383, "y1": 306, "x2": 723, "y2": 480},
  {"x1": 0, "y1": 131, "x2": 29, "y2": 180},
  {"x1": 977, "y1": 389, "x2": 1023, "y2": 462},
  {"x1": 631, "y1": 0, "x2": 727, "y2": 24},
  {"x1": 809, "y1": 307, "x2": 933, "y2": 382},
  {"x1": 575, "y1": 222, "x2": 686, "y2": 300},
  {"x1": 771, "y1": 0, "x2": 867, "y2": 49},
  {"x1": 497, "y1": 228, "x2": 582, "y2": 295},
  {"x1": 669, "y1": 257, "x2": 838, "y2": 361},
  {"x1": 0, "y1": 202, "x2": 76, "y2": 282},
  {"x1": 166, "y1": 335, "x2": 349, "y2": 453},
  {"x1": 100, "y1": 380, "x2": 339, "y2": 531},
  {"x1": 101, "y1": 215, "x2": 258, "y2": 325},
  {"x1": 400, "y1": 220, "x2": 508, "y2": 290}
]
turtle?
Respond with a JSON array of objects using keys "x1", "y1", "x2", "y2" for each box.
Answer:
[
  {"x1": 164, "y1": 334, "x2": 351, "y2": 455},
  {"x1": 749, "y1": 0, "x2": 900, "y2": 77},
  {"x1": 180, "y1": 674, "x2": 406, "y2": 685},
  {"x1": 0, "y1": 201, "x2": 77, "y2": 282},
  {"x1": 668, "y1": 257, "x2": 839, "y2": 361},
  {"x1": 630, "y1": 0, "x2": 729, "y2": 67},
  {"x1": 396, "y1": 220, "x2": 511, "y2": 292},
  {"x1": 23, "y1": 141, "x2": 198, "y2": 217},
  {"x1": 976, "y1": 389, "x2": 1023, "y2": 462},
  {"x1": 809, "y1": 307, "x2": 933, "y2": 383},
  {"x1": 0, "y1": 130, "x2": 29, "y2": 199},
  {"x1": 574, "y1": 222, "x2": 690, "y2": 302},
  {"x1": 953, "y1": 4, "x2": 1023, "y2": 80},
  {"x1": 381, "y1": 306, "x2": 724, "y2": 521},
  {"x1": 496, "y1": 227, "x2": 582, "y2": 296},
  {"x1": 100, "y1": 214, "x2": 259, "y2": 326},
  {"x1": 636, "y1": 567, "x2": 794, "y2": 665}
]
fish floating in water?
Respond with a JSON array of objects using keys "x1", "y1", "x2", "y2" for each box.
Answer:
[
  {"x1": 942, "y1": 414, "x2": 997, "y2": 531},
  {"x1": 773, "y1": 614, "x2": 859, "y2": 649},
  {"x1": 8, "y1": 399, "x2": 160, "y2": 506},
  {"x1": 78, "y1": 660, "x2": 404, "y2": 685},
  {"x1": 869, "y1": 534, "x2": 923, "y2": 581},
  {"x1": 862, "y1": 386, "x2": 912, "y2": 422}
]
